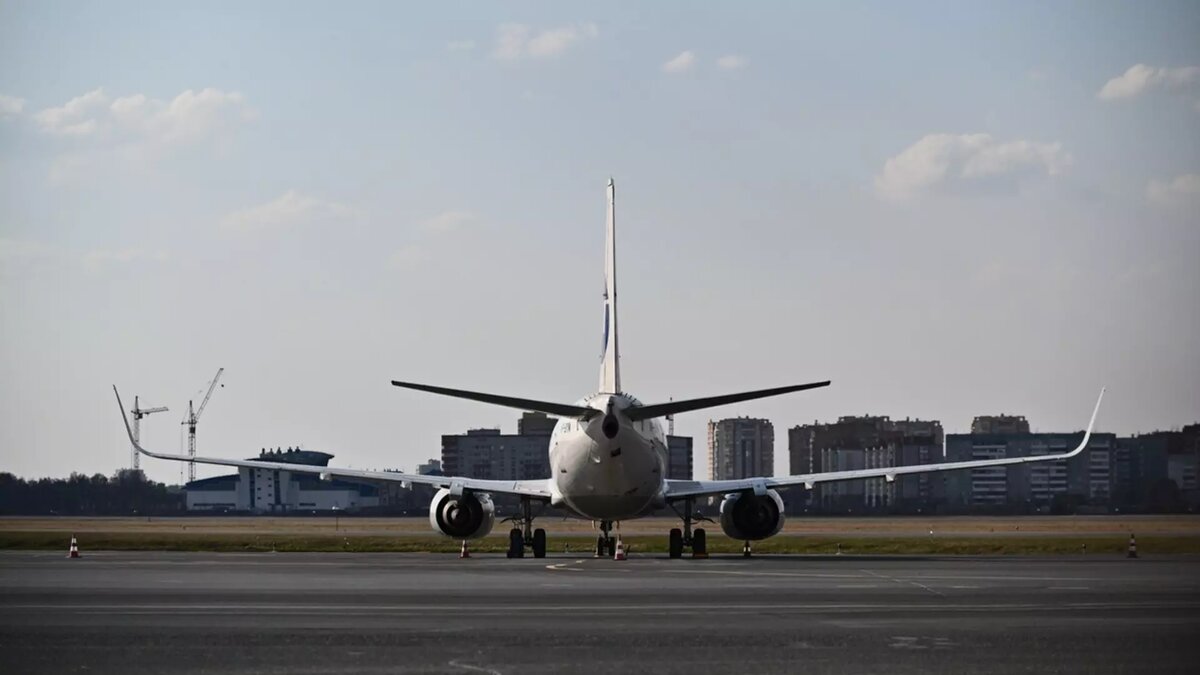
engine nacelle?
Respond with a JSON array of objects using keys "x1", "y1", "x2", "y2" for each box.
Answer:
[
  {"x1": 719, "y1": 489, "x2": 785, "y2": 541},
  {"x1": 428, "y1": 488, "x2": 495, "y2": 540}
]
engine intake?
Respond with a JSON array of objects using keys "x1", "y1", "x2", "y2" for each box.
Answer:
[
  {"x1": 719, "y1": 490, "x2": 785, "y2": 541},
  {"x1": 429, "y1": 488, "x2": 495, "y2": 540}
]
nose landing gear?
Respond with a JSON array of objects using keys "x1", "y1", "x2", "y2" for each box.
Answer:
[
  {"x1": 594, "y1": 520, "x2": 616, "y2": 557},
  {"x1": 668, "y1": 497, "x2": 709, "y2": 559},
  {"x1": 505, "y1": 496, "x2": 547, "y2": 558}
]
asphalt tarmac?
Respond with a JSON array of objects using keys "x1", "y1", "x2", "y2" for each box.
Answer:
[{"x1": 1, "y1": 550, "x2": 1198, "y2": 674}]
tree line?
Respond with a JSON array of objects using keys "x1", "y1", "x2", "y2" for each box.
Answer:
[{"x1": 0, "y1": 470, "x2": 185, "y2": 515}]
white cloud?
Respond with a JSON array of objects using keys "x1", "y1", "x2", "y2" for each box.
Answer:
[
  {"x1": 421, "y1": 210, "x2": 474, "y2": 232},
  {"x1": 221, "y1": 190, "x2": 354, "y2": 235},
  {"x1": 447, "y1": 39, "x2": 476, "y2": 52},
  {"x1": 492, "y1": 22, "x2": 597, "y2": 60},
  {"x1": 387, "y1": 244, "x2": 426, "y2": 270},
  {"x1": 34, "y1": 88, "x2": 109, "y2": 135},
  {"x1": 662, "y1": 51, "x2": 696, "y2": 74},
  {"x1": 33, "y1": 87, "x2": 252, "y2": 145},
  {"x1": 875, "y1": 133, "x2": 1071, "y2": 201},
  {"x1": 0, "y1": 238, "x2": 55, "y2": 264},
  {"x1": 81, "y1": 248, "x2": 168, "y2": 271},
  {"x1": 1146, "y1": 173, "x2": 1200, "y2": 209},
  {"x1": 0, "y1": 94, "x2": 25, "y2": 117},
  {"x1": 1098, "y1": 64, "x2": 1200, "y2": 100},
  {"x1": 109, "y1": 88, "x2": 249, "y2": 145},
  {"x1": 716, "y1": 54, "x2": 748, "y2": 71}
]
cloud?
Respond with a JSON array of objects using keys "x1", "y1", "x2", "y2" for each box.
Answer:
[
  {"x1": 1146, "y1": 173, "x2": 1200, "y2": 209},
  {"x1": 221, "y1": 190, "x2": 354, "y2": 235},
  {"x1": 492, "y1": 22, "x2": 597, "y2": 60},
  {"x1": 109, "y1": 88, "x2": 250, "y2": 145},
  {"x1": 81, "y1": 248, "x2": 168, "y2": 272},
  {"x1": 447, "y1": 39, "x2": 476, "y2": 52},
  {"x1": 420, "y1": 210, "x2": 475, "y2": 232},
  {"x1": 33, "y1": 87, "x2": 252, "y2": 145},
  {"x1": 0, "y1": 94, "x2": 25, "y2": 117},
  {"x1": 662, "y1": 51, "x2": 696, "y2": 74},
  {"x1": 716, "y1": 54, "x2": 748, "y2": 71},
  {"x1": 1, "y1": 238, "x2": 169, "y2": 276},
  {"x1": 387, "y1": 244, "x2": 426, "y2": 270},
  {"x1": 875, "y1": 133, "x2": 1071, "y2": 200},
  {"x1": 1098, "y1": 64, "x2": 1200, "y2": 100},
  {"x1": 34, "y1": 88, "x2": 109, "y2": 135}
]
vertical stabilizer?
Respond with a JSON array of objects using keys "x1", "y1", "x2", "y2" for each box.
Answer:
[{"x1": 599, "y1": 178, "x2": 621, "y2": 393}]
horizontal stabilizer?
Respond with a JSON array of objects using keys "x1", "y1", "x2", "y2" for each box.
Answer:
[
  {"x1": 390, "y1": 380, "x2": 598, "y2": 419},
  {"x1": 625, "y1": 380, "x2": 831, "y2": 421}
]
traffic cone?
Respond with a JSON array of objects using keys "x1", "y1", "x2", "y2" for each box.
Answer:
[
  {"x1": 66, "y1": 536, "x2": 81, "y2": 559},
  {"x1": 1127, "y1": 533, "x2": 1137, "y2": 559},
  {"x1": 742, "y1": 540, "x2": 752, "y2": 558},
  {"x1": 459, "y1": 540, "x2": 470, "y2": 559},
  {"x1": 613, "y1": 537, "x2": 626, "y2": 561}
]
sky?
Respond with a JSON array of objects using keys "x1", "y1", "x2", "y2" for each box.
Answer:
[{"x1": 1, "y1": 1, "x2": 1198, "y2": 484}]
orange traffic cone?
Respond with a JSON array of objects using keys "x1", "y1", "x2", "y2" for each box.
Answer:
[
  {"x1": 66, "y1": 536, "x2": 81, "y2": 559},
  {"x1": 1127, "y1": 533, "x2": 1138, "y2": 559},
  {"x1": 742, "y1": 540, "x2": 752, "y2": 558},
  {"x1": 459, "y1": 540, "x2": 470, "y2": 559},
  {"x1": 613, "y1": 537, "x2": 626, "y2": 561}
]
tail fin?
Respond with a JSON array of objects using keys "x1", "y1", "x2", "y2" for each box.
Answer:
[{"x1": 600, "y1": 178, "x2": 621, "y2": 393}]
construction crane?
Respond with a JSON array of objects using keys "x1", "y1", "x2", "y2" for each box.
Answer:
[
  {"x1": 182, "y1": 367, "x2": 224, "y2": 483},
  {"x1": 129, "y1": 396, "x2": 168, "y2": 471}
]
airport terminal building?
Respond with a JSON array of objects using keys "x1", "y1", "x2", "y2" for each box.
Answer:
[{"x1": 185, "y1": 448, "x2": 380, "y2": 513}]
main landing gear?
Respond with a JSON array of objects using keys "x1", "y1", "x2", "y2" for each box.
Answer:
[
  {"x1": 668, "y1": 497, "x2": 709, "y2": 559},
  {"x1": 505, "y1": 496, "x2": 547, "y2": 559}
]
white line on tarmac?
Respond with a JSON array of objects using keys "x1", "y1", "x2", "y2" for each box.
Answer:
[
  {"x1": 6, "y1": 601, "x2": 1196, "y2": 614},
  {"x1": 860, "y1": 569, "x2": 946, "y2": 597}
]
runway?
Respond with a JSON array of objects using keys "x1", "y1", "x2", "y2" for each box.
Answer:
[{"x1": 2, "y1": 551, "x2": 1198, "y2": 674}]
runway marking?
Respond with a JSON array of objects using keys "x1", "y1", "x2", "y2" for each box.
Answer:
[
  {"x1": 449, "y1": 660, "x2": 503, "y2": 675},
  {"x1": 8, "y1": 601, "x2": 1196, "y2": 615},
  {"x1": 860, "y1": 569, "x2": 946, "y2": 597},
  {"x1": 889, "y1": 636, "x2": 956, "y2": 650}
]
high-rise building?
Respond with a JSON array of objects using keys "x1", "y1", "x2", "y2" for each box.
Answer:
[
  {"x1": 971, "y1": 415, "x2": 1031, "y2": 435},
  {"x1": 441, "y1": 425, "x2": 551, "y2": 481},
  {"x1": 666, "y1": 435, "x2": 693, "y2": 480},
  {"x1": 943, "y1": 430, "x2": 1117, "y2": 512},
  {"x1": 788, "y1": 416, "x2": 943, "y2": 513},
  {"x1": 708, "y1": 418, "x2": 773, "y2": 480}
]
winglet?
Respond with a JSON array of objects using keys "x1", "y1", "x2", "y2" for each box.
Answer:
[
  {"x1": 1067, "y1": 386, "x2": 1106, "y2": 458},
  {"x1": 112, "y1": 385, "x2": 140, "y2": 451}
]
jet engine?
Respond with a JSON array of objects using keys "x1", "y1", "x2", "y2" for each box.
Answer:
[
  {"x1": 428, "y1": 488, "x2": 495, "y2": 540},
  {"x1": 719, "y1": 489, "x2": 785, "y2": 541}
]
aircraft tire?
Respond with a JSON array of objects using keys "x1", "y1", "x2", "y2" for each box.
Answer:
[
  {"x1": 532, "y1": 528, "x2": 547, "y2": 558},
  {"x1": 669, "y1": 528, "x2": 683, "y2": 559},
  {"x1": 508, "y1": 528, "x2": 524, "y2": 558}
]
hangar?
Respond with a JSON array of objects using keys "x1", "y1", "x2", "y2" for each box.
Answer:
[{"x1": 185, "y1": 448, "x2": 379, "y2": 513}]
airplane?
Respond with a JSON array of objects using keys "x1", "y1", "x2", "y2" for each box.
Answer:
[{"x1": 114, "y1": 178, "x2": 1106, "y2": 560}]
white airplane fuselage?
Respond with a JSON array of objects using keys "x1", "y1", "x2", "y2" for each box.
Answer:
[{"x1": 548, "y1": 393, "x2": 668, "y2": 520}]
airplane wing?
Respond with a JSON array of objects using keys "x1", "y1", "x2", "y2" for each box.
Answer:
[
  {"x1": 113, "y1": 386, "x2": 552, "y2": 500},
  {"x1": 663, "y1": 387, "x2": 1105, "y2": 501}
]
